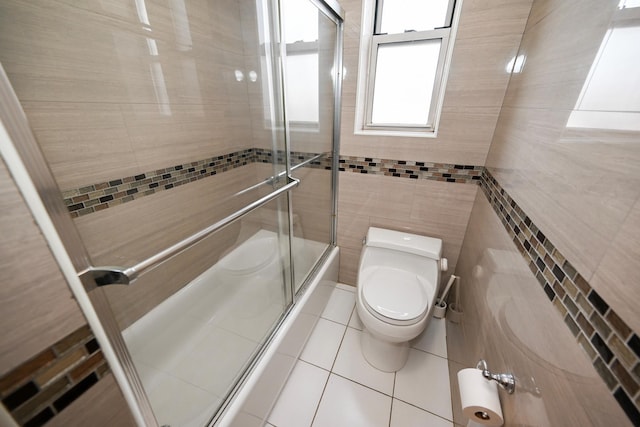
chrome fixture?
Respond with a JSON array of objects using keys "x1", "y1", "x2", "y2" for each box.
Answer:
[{"x1": 477, "y1": 360, "x2": 516, "y2": 394}]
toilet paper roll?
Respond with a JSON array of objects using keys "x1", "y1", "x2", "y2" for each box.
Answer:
[{"x1": 457, "y1": 368, "x2": 504, "y2": 426}]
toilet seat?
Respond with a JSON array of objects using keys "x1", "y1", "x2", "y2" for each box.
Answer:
[{"x1": 361, "y1": 266, "x2": 429, "y2": 326}]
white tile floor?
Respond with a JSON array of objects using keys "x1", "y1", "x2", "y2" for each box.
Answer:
[{"x1": 267, "y1": 283, "x2": 453, "y2": 427}]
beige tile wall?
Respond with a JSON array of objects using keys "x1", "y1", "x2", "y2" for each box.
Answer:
[
  {"x1": 0, "y1": 156, "x2": 85, "y2": 375},
  {"x1": 0, "y1": 0, "x2": 259, "y2": 189},
  {"x1": 0, "y1": 156, "x2": 134, "y2": 424},
  {"x1": 485, "y1": 0, "x2": 640, "y2": 333},
  {"x1": 449, "y1": 192, "x2": 630, "y2": 426}
]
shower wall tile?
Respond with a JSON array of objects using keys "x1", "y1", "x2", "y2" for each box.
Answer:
[
  {"x1": 0, "y1": 157, "x2": 134, "y2": 426},
  {"x1": 45, "y1": 374, "x2": 136, "y2": 427},
  {"x1": 338, "y1": 0, "x2": 532, "y2": 165},
  {"x1": 0, "y1": 0, "x2": 259, "y2": 190},
  {"x1": 76, "y1": 165, "x2": 260, "y2": 328},
  {"x1": 19, "y1": 102, "x2": 139, "y2": 190},
  {"x1": 0, "y1": 157, "x2": 85, "y2": 375}
]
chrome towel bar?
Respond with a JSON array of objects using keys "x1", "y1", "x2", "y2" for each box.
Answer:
[{"x1": 79, "y1": 176, "x2": 300, "y2": 287}]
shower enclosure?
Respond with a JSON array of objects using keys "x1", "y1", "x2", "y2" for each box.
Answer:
[{"x1": 0, "y1": 0, "x2": 343, "y2": 425}]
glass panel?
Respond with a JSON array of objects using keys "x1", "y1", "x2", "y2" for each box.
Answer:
[
  {"x1": 379, "y1": 0, "x2": 450, "y2": 33},
  {"x1": 371, "y1": 39, "x2": 441, "y2": 126},
  {"x1": 0, "y1": 0, "x2": 293, "y2": 424},
  {"x1": 121, "y1": 197, "x2": 292, "y2": 426},
  {"x1": 282, "y1": 0, "x2": 337, "y2": 291}
]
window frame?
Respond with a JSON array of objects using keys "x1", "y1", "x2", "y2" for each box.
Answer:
[{"x1": 355, "y1": 0, "x2": 460, "y2": 137}]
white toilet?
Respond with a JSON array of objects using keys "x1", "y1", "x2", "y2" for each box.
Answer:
[{"x1": 356, "y1": 227, "x2": 447, "y2": 372}]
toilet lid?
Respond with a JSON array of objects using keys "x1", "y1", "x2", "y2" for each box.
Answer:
[{"x1": 362, "y1": 266, "x2": 429, "y2": 322}]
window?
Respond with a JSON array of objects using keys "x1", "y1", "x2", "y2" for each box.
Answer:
[
  {"x1": 355, "y1": 0, "x2": 459, "y2": 136},
  {"x1": 282, "y1": 0, "x2": 320, "y2": 127},
  {"x1": 566, "y1": 4, "x2": 640, "y2": 131}
]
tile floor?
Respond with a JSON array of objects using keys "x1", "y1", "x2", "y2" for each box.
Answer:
[{"x1": 267, "y1": 283, "x2": 453, "y2": 427}]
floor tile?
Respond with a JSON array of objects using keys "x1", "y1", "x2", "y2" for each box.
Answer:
[
  {"x1": 348, "y1": 307, "x2": 363, "y2": 331},
  {"x1": 411, "y1": 317, "x2": 447, "y2": 358},
  {"x1": 394, "y1": 349, "x2": 452, "y2": 420},
  {"x1": 300, "y1": 318, "x2": 347, "y2": 370},
  {"x1": 390, "y1": 399, "x2": 453, "y2": 427},
  {"x1": 268, "y1": 360, "x2": 329, "y2": 427},
  {"x1": 332, "y1": 328, "x2": 395, "y2": 396},
  {"x1": 321, "y1": 288, "x2": 356, "y2": 325},
  {"x1": 312, "y1": 374, "x2": 391, "y2": 427}
]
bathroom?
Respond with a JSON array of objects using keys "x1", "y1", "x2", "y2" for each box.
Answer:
[{"x1": 0, "y1": 0, "x2": 639, "y2": 425}]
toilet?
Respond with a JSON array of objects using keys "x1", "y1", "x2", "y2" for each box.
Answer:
[{"x1": 356, "y1": 227, "x2": 447, "y2": 372}]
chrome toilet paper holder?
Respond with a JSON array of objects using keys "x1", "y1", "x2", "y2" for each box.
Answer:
[{"x1": 477, "y1": 360, "x2": 515, "y2": 394}]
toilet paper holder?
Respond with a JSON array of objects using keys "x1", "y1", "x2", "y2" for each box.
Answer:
[{"x1": 477, "y1": 360, "x2": 515, "y2": 394}]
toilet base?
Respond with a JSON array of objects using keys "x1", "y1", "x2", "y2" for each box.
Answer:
[{"x1": 361, "y1": 328, "x2": 410, "y2": 372}]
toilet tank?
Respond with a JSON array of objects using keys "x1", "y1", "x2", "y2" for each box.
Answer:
[
  {"x1": 360, "y1": 228, "x2": 442, "y2": 281},
  {"x1": 365, "y1": 227, "x2": 442, "y2": 259}
]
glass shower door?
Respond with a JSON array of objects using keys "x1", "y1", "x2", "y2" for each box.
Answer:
[{"x1": 281, "y1": 0, "x2": 340, "y2": 292}]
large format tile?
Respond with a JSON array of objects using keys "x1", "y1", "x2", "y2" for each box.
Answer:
[
  {"x1": 321, "y1": 287, "x2": 356, "y2": 325},
  {"x1": 332, "y1": 328, "x2": 395, "y2": 396},
  {"x1": 390, "y1": 399, "x2": 453, "y2": 427},
  {"x1": 394, "y1": 349, "x2": 452, "y2": 421},
  {"x1": 268, "y1": 360, "x2": 329, "y2": 427},
  {"x1": 300, "y1": 318, "x2": 347, "y2": 370},
  {"x1": 312, "y1": 374, "x2": 391, "y2": 427},
  {"x1": 411, "y1": 317, "x2": 447, "y2": 359}
]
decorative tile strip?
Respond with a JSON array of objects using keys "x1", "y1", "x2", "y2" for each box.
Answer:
[
  {"x1": 62, "y1": 149, "x2": 256, "y2": 218},
  {"x1": 481, "y1": 169, "x2": 640, "y2": 425},
  {"x1": 338, "y1": 156, "x2": 483, "y2": 184},
  {"x1": 62, "y1": 148, "x2": 337, "y2": 218},
  {"x1": 0, "y1": 325, "x2": 108, "y2": 427}
]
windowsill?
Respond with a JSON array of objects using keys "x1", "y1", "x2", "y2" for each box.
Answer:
[{"x1": 353, "y1": 128, "x2": 438, "y2": 138}]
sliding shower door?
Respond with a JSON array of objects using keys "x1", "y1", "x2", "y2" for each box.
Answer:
[
  {"x1": 282, "y1": 0, "x2": 341, "y2": 292},
  {"x1": 0, "y1": 0, "x2": 341, "y2": 425}
]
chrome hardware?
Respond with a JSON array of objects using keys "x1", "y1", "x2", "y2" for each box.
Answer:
[{"x1": 477, "y1": 360, "x2": 515, "y2": 394}]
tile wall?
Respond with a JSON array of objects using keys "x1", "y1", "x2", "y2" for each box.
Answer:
[
  {"x1": 448, "y1": 0, "x2": 640, "y2": 425},
  {"x1": 485, "y1": 0, "x2": 640, "y2": 335},
  {"x1": 0, "y1": 157, "x2": 134, "y2": 427},
  {"x1": 449, "y1": 188, "x2": 633, "y2": 426}
]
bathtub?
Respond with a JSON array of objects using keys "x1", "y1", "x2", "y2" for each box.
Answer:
[{"x1": 122, "y1": 230, "x2": 338, "y2": 426}]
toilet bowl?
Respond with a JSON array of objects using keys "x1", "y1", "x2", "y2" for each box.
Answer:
[{"x1": 356, "y1": 227, "x2": 447, "y2": 372}]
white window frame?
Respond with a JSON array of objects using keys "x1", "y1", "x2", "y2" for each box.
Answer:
[{"x1": 354, "y1": 0, "x2": 462, "y2": 138}]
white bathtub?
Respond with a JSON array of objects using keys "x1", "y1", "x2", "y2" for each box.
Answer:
[{"x1": 122, "y1": 230, "x2": 338, "y2": 427}]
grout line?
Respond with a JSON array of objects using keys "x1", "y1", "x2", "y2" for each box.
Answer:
[
  {"x1": 309, "y1": 371, "x2": 331, "y2": 427},
  {"x1": 392, "y1": 396, "x2": 456, "y2": 424},
  {"x1": 330, "y1": 371, "x2": 393, "y2": 398}
]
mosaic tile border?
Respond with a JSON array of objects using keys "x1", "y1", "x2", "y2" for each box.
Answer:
[
  {"x1": 481, "y1": 169, "x2": 640, "y2": 425},
  {"x1": 62, "y1": 148, "x2": 334, "y2": 218},
  {"x1": 62, "y1": 148, "x2": 256, "y2": 218},
  {"x1": 338, "y1": 156, "x2": 483, "y2": 183},
  {"x1": 0, "y1": 325, "x2": 107, "y2": 427}
]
